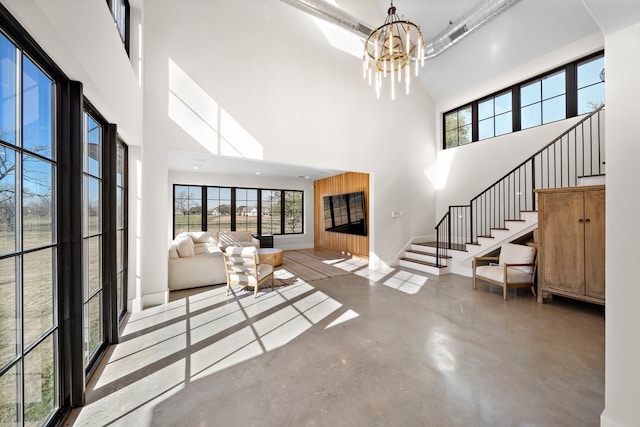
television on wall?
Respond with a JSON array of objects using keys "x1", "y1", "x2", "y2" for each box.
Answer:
[{"x1": 323, "y1": 191, "x2": 367, "y2": 236}]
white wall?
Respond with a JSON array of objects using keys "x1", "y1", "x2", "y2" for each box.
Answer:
[
  {"x1": 168, "y1": 170, "x2": 316, "y2": 250},
  {"x1": 601, "y1": 20, "x2": 640, "y2": 427},
  {"x1": 140, "y1": 0, "x2": 438, "y2": 289}
]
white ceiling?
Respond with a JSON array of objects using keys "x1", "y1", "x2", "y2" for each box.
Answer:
[
  {"x1": 168, "y1": 149, "x2": 344, "y2": 180},
  {"x1": 167, "y1": 0, "x2": 640, "y2": 179}
]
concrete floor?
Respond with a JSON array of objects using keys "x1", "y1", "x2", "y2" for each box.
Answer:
[{"x1": 65, "y1": 262, "x2": 604, "y2": 427}]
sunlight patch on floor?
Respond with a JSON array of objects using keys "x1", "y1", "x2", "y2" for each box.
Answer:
[
  {"x1": 325, "y1": 309, "x2": 359, "y2": 329},
  {"x1": 382, "y1": 270, "x2": 429, "y2": 294},
  {"x1": 85, "y1": 280, "x2": 358, "y2": 421}
]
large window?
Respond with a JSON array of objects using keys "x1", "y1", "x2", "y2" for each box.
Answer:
[
  {"x1": 115, "y1": 140, "x2": 127, "y2": 322},
  {"x1": 1, "y1": 7, "x2": 128, "y2": 424},
  {"x1": 173, "y1": 185, "x2": 304, "y2": 238},
  {"x1": 174, "y1": 185, "x2": 202, "y2": 235},
  {"x1": 82, "y1": 111, "x2": 104, "y2": 370},
  {"x1": 284, "y1": 191, "x2": 303, "y2": 234},
  {"x1": 577, "y1": 55, "x2": 605, "y2": 114},
  {"x1": 521, "y1": 70, "x2": 566, "y2": 129},
  {"x1": 235, "y1": 188, "x2": 258, "y2": 233},
  {"x1": 443, "y1": 51, "x2": 604, "y2": 149},
  {"x1": 444, "y1": 106, "x2": 472, "y2": 148},
  {"x1": 478, "y1": 91, "x2": 512, "y2": 140},
  {"x1": 0, "y1": 30, "x2": 59, "y2": 426},
  {"x1": 106, "y1": 0, "x2": 129, "y2": 54},
  {"x1": 206, "y1": 187, "x2": 231, "y2": 231},
  {"x1": 260, "y1": 190, "x2": 281, "y2": 235}
]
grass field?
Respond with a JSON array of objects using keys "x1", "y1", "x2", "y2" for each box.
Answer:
[
  {"x1": 174, "y1": 214, "x2": 297, "y2": 235},
  {"x1": 1, "y1": 219, "x2": 58, "y2": 425}
]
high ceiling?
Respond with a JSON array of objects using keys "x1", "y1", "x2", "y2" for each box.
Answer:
[{"x1": 167, "y1": 0, "x2": 640, "y2": 179}]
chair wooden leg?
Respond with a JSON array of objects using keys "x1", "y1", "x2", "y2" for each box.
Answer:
[
  {"x1": 254, "y1": 283, "x2": 258, "y2": 298},
  {"x1": 503, "y1": 285, "x2": 507, "y2": 300}
]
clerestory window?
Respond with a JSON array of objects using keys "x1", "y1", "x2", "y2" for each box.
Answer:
[{"x1": 443, "y1": 51, "x2": 605, "y2": 149}]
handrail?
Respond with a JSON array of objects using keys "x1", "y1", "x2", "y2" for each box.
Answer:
[{"x1": 434, "y1": 106, "x2": 605, "y2": 267}]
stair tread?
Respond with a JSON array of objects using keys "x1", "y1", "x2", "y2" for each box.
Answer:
[
  {"x1": 406, "y1": 249, "x2": 452, "y2": 259},
  {"x1": 399, "y1": 257, "x2": 447, "y2": 268},
  {"x1": 490, "y1": 227, "x2": 509, "y2": 231},
  {"x1": 505, "y1": 219, "x2": 526, "y2": 222},
  {"x1": 414, "y1": 242, "x2": 468, "y2": 252}
]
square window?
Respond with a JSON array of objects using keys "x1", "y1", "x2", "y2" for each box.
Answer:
[
  {"x1": 542, "y1": 95, "x2": 566, "y2": 124},
  {"x1": 478, "y1": 118, "x2": 494, "y2": 140},
  {"x1": 478, "y1": 99, "x2": 493, "y2": 121},
  {"x1": 521, "y1": 104, "x2": 541, "y2": 129},
  {"x1": 495, "y1": 112, "x2": 512, "y2": 136},
  {"x1": 521, "y1": 81, "x2": 541, "y2": 106},
  {"x1": 542, "y1": 71, "x2": 565, "y2": 99}
]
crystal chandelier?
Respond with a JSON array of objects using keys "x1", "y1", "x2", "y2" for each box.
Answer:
[{"x1": 363, "y1": 1, "x2": 425, "y2": 99}]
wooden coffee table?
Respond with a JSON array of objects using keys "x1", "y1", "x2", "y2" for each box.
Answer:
[{"x1": 257, "y1": 248, "x2": 283, "y2": 266}]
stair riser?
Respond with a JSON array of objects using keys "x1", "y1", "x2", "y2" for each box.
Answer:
[
  {"x1": 405, "y1": 252, "x2": 447, "y2": 266},
  {"x1": 399, "y1": 259, "x2": 450, "y2": 275}
]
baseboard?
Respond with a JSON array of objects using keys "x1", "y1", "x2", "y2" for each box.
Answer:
[
  {"x1": 141, "y1": 289, "x2": 169, "y2": 309},
  {"x1": 601, "y1": 410, "x2": 624, "y2": 427},
  {"x1": 127, "y1": 297, "x2": 144, "y2": 313}
]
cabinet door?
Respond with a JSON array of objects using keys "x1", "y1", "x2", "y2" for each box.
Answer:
[
  {"x1": 585, "y1": 189, "x2": 605, "y2": 299},
  {"x1": 541, "y1": 191, "x2": 585, "y2": 294}
]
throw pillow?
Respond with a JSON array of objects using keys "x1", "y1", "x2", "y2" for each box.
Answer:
[
  {"x1": 176, "y1": 236, "x2": 195, "y2": 258},
  {"x1": 498, "y1": 243, "x2": 535, "y2": 274}
]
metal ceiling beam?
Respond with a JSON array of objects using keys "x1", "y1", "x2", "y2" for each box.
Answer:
[{"x1": 279, "y1": 0, "x2": 522, "y2": 59}]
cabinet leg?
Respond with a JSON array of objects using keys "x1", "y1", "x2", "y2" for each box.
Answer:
[{"x1": 537, "y1": 291, "x2": 553, "y2": 304}]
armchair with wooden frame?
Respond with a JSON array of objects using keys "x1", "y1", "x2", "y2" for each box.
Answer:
[
  {"x1": 223, "y1": 246, "x2": 275, "y2": 298},
  {"x1": 472, "y1": 243, "x2": 537, "y2": 300}
]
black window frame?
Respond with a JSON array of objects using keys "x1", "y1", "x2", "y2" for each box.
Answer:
[
  {"x1": 105, "y1": 0, "x2": 130, "y2": 56},
  {"x1": 443, "y1": 50, "x2": 605, "y2": 149},
  {"x1": 172, "y1": 185, "x2": 304, "y2": 238},
  {"x1": 1, "y1": 4, "x2": 129, "y2": 422}
]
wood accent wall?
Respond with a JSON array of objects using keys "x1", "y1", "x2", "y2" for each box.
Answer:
[{"x1": 314, "y1": 172, "x2": 370, "y2": 259}]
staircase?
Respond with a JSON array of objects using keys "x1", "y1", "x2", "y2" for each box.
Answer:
[
  {"x1": 399, "y1": 106, "x2": 606, "y2": 277},
  {"x1": 400, "y1": 210, "x2": 538, "y2": 276}
]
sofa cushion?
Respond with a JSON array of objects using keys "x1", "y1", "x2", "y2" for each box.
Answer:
[
  {"x1": 218, "y1": 231, "x2": 253, "y2": 248},
  {"x1": 498, "y1": 243, "x2": 536, "y2": 275},
  {"x1": 191, "y1": 231, "x2": 218, "y2": 244},
  {"x1": 168, "y1": 244, "x2": 179, "y2": 259},
  {"x1": 475, "y1": 265, "x2": 532, "y2": 284},
  {"x1": 194, "y1": 242, "x2": 223, "y2": 256},
  {"x1": 175, "y1": 235, "x2": 195, "y2": 258}
]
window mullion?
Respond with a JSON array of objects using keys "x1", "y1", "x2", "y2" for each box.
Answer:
[
  {"x1": 566, "y1": 62, "x2": 577, "y2": 117},
  {"x1": 471, "y1": 102, "x2": 479, "y2": 142},
  {"x1": 512, "y1": 87, "x2": 521, "y2": 132}
]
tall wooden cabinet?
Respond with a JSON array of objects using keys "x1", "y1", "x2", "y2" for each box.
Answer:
[{"x1": 534, "y1": 185, "x2": 605, "y2": 305}]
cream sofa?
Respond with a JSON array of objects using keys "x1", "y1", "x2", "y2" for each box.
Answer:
[{"x1": 168, "y1": 230, "x2": 260, "y2": 290}]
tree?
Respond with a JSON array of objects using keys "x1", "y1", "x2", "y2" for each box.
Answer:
[
  {"x1": 445, "y1": 111, "x2": 471, "y2": 149},
  {"x1": 284, "y1": 191, "x2": 302, "y2": 233},
  {"x1": 174, "y1": 190, "x2": 190, "y2": 215}
]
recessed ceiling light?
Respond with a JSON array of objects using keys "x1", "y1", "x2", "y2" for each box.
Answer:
[
  {"x1": 193, "y1": 166, "x2": 199, "y2": 170},
  {"x1": 256, "y1": 171, "x2": 261, "y2": 175}
]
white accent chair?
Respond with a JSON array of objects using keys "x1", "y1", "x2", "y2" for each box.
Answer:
[
  {"x1": 473, "y1": 243, "x2": 537, "y2": 300},
  {"x1": 223, "y1": 246, "x2": 274, "y2": 298}
]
